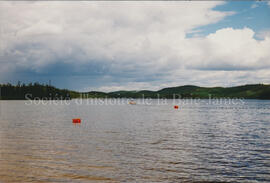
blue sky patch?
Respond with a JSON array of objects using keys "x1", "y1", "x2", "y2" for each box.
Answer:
[{"x1": 186, "y1": 1, "x2": 270, "y2": 39}]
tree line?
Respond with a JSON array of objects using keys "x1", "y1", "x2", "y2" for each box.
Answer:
[{"x1": 0, "y1": 82, "x2": 78, "y2": 100}]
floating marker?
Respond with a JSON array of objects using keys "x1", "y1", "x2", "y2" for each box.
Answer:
[
  {"x1": 174, "y1": 105, "x2": 179, "y2": 109},
  {"x1": 129, "y1": 101, "x2": 136, "y2": 105},
  {"x1": 72, "y1": 118, "x2": 81, "y2": 123}
]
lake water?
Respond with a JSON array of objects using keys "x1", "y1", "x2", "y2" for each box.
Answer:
[{"x1": 0, "y1": 99, "x2": 269, "y2": 183}]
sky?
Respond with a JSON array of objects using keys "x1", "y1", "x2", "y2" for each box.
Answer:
[{"x1": 0, "y1": 1, "x2": 270, "y2": 92}]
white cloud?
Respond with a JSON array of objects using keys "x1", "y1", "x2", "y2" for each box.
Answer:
[
  {"x1": 251, "y1": 3, "x2": 258, "y2": 9},
  {"x1": 256, "y1": 29, "x2": 270, "y2": 39},
  {"x1": 185, "y1": 28, "x2": 270, "y2": 70},
  {"x1": 0, "y1": 1, "x2": 269, "y2": 91}
]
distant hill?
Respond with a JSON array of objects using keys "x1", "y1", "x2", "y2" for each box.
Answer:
[
  {"x1": 0, "y1": 83, "x2": 270, "y2": 100},
  {"x1": 107, "y1": 84, "x2": 270, "y2": 99}
]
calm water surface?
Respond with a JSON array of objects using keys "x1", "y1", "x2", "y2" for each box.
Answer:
[{"x1": 0, "y1": 99, "x2": 269, "y2": 183}]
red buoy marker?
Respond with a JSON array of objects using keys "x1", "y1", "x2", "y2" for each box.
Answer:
[
  {"x1": 174, "y1": 105, "x2": 179, "y2": 109},
  {"x1": 72, "y1": 118, "x2": 81, "y2": 123}
]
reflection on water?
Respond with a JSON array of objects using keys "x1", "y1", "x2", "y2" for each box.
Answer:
[{"x1": 0, "y1": 100, "x2": 269, "y2": 182}]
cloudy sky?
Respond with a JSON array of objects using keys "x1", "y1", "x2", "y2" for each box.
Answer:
[{"x1": 0, "y1": 1, "x2": 270, "y2": 92}]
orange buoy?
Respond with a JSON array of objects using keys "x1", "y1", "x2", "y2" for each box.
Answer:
[
  {"x1": 174, "y1": 105, "x2": 179, "y2": 109},
  {"x1": 72, "y1": 118, "x2": 81, "y2": 123},
  {"x1": 129, "y1": 101, "x2": 136, "y2": 105}
]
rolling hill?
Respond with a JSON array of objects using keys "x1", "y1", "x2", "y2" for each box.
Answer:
[{"x1": 0, "y1": 83, "x2": 270, "y2": 100}]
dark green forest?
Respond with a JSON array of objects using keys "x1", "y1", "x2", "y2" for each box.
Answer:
[
  {"x1": 0, "y1": 83, "x2": 270, "y2": 100},
  {"x1": 0, "y1": 82, "x2": 79, "y2": 100}
]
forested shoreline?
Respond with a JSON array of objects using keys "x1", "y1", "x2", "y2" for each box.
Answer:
[{"x1": 0, "y1": 83, "x2": 270, "y2": 100}]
